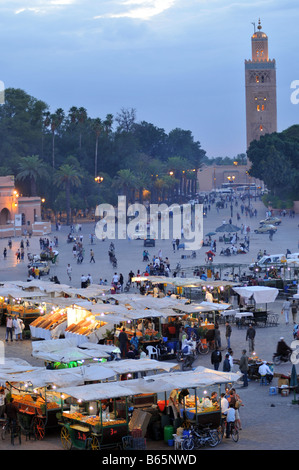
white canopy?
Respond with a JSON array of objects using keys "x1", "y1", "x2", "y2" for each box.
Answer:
[
  {"x1": 233, "y1": 286, "x2": 278, "y2": 303},
  {"x1": 57, "y1": 366, "x2": 241, "y2": 401},
  {"x1": 31, "y1": 338, "x2": 118, "y2": 362},
  {"x1": 0, "y1": 358, "x2": 178, "y2": 388}
]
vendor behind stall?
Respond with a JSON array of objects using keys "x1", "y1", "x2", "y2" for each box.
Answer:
[{"x1": 169, "y1": 389, "x2": 179, "y2": 419}]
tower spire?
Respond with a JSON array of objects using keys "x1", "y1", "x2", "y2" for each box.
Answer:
[{"x1": 257, "y1": 18, "x2": 262, "y2": 30}]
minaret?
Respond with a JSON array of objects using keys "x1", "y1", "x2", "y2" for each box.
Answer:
[{"x1": 245, "y1": 19, "x2": 277, "y2": 148}]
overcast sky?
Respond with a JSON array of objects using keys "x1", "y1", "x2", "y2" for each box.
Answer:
[{"x1": 0, "y1": 0, "x2": 298, "y2": 158}]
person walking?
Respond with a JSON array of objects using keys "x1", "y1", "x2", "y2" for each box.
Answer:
[
  {"x1": 225, "y1": 321, "x2": 232, "y2": 349},
  {"x1": 282, "y1": 297, "x2": 291, "y2": 325},
  {"x1": 211, "y1": 346, "x2": 222, "y2": 371},
  {"x1": 90, "y1": 249, "x2": 95, "y2": 263},
  {"x1": 239, "y1": 349, "x2": 249, "y2": 387},
  {"x1": 66, "y1": 264, "x2": 72, "y2": 282},
  {"x1": 246, "y1": 324, "x2": 256, "y2": 353}
]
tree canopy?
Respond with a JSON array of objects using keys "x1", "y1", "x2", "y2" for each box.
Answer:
[
  {"x1": 0, "y1": 87, "x2": 207, "y2": 220},
  {"x1": 247, "y1": 125, "x2": 299, "y2": 200}
]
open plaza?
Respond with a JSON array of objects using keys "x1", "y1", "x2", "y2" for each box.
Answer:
[{"x1": 0, "y1": 193, "x2": 298, "y2": 452}]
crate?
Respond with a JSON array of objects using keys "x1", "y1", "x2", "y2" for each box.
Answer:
[
  {"x1": 131, "y1": 428, "x2": 142, "y2": 438},
  {"x1": 132, "y1": 437, "x2": 146, "y2": 450}
]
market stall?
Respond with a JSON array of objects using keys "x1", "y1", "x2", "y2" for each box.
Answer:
[
  {"x1": 56, "y1": 366, "x2": 241, "y2": 450},
  {"x1": 233, "y1": 286, "x2": 279, "y2": 327}
]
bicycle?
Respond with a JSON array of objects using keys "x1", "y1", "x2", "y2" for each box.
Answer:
[
  {"x1": 220, "y1": 418, "x2": 239, "y2": 442},
  {"x1": 1, "y1": 419, "x2": 21, "y2": 445}
]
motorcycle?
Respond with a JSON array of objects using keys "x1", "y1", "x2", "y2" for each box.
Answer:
[
  {"x1": 182, "y1": 425, "x2": 219, "y2": 450},
  {"x1": 272, "y1": 351, "x2": 292, "y2": 365}
]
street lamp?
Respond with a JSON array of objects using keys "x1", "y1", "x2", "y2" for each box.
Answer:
[{"x1": 95, "y1": 176, "x2": 104, "y2": 184}]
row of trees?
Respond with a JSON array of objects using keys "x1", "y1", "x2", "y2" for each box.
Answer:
[
  {"x1": 247, "y1": 124, "x2": 299, "y2": 202},
  {"x1": 0, "y1": 88, "x2": 206, "y2": 224}
]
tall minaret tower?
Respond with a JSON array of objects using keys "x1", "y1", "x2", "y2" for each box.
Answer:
[{"x1": 245, "y1": 19, "x2": 277, "y2": 148}]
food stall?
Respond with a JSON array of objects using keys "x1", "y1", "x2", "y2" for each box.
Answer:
[
  {"x1": 56, "y1": 366, "x2": 241, "y2": 450},
  {"x1": 0, "y1": 287, "x2": 47, "y2": 327},
  {"x1": 233, "y1": 286, "x2": 279, "y2": 327}
]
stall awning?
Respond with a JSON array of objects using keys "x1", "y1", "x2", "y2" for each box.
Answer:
[
  {"x1": 57, "y1": 366, "x2": 241, "y2": 402},
  {"x1": 233, "y1": 286, "x2": 279, "y2": 303},
  {"x1": 0, "y1": 358, "x2": 178, "y2": 388}
]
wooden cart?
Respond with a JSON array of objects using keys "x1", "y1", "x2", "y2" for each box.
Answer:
[
  {"x1": 59, "y1": 412, "x2": 128, "y2": 450},
  {"x1": 11, "y1": 392, "x2": 62, "y2": 440}
]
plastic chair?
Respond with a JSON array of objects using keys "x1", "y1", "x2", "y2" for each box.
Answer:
[
  {"x1": 146, "y1": 345, "x2": 159, "y2": 359},
  {"x1": 173, "y1": 433, "x2": 184, "y2": 450},
  {"x1": 260, "y1": 375, "x2": 267, "y2": 386}
]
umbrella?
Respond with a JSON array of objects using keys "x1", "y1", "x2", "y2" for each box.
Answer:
[
  {"x1": 290, "y1": 364, "x2": 298, "y2": 404},
  {"x1": 205, "y1": 232, "x2": 216, "y2": 237},
  {"x1": 215, "y1": 223, "x2": 241, "y2": 233}
]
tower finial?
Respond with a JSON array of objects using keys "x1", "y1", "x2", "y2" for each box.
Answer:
[{"x1": 257, "y1": 18, "x2": 262, "y2": 30}]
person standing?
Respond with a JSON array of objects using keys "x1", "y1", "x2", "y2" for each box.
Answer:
[
  {"x1": 118, "y1": 328, "x2": 128, "y2": 359},
  {"x1": 214, "y1": 324, "x2": 221, "y2": 349},
  {"x1": 291, "y1": 299, "x2": 297, "y2": 325},
  {"x1": 5, "y1": 316, "x2": 13, "y2": 342},
  {"x1": 246, "y1": 324, "x2": 256, "y2": 353},
  {"x1": 225, "y1": 321, "x2": 232, "y2": 349},
  {"x1": 239, "y1": 349, "x2": 249, "y2": 388},
  {"x1": 223, "y1": 353, "x2": 231, "y2": 372},
  {"x1": 13, "y1": 317, "x2": 24, "y2": 341},
  {"x1": 282, "y1": 297, "x2": 291, "y2": 325},
  {"x1": 211, "y1": 346, "x2": 222, "y2": 371}
]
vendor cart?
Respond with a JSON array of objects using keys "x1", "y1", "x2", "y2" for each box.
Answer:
[
  {"x1": 9, "y1": 387, "x2": 63, "y2": 440},
  {"x1": 59, "y1": 402, "x2": 129, "y2": 450}
]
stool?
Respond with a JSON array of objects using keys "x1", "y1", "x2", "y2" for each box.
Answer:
[
  {"x1": 260, "y1": 375, "x2": 268, "y2": 386},
  {"x1": 173, "y1": 433, "x2": 184, "y2": 450},
  {"x1": 269, "y1": 386, "x2": 277, "y2": 395}
]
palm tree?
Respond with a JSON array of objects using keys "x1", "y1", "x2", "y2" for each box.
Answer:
[
  {"x1": 113, "y1": 169, "x2": 137, "y2": 206},
  {"x1": 92, "y1": 118, "x2": 103, "y2": 178},
  {"x1": 54, "y1": 163, "x2": 82, "y2": 225},
  {"x1": 16, "y1": 155, "x2": 48, "y2": 196},
  {"x1": 47, "y1": 108, "x2": 65, "y2": 169}
]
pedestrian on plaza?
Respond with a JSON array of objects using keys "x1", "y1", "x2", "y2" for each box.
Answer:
[
  {"x1": 228, "y1": 349, "x2": 235, "y2": 372},
  {"x1": 118, "y1": 328, "x2": 128, "y2": 359},
  {"x1": 3, "y1": 247, "x2": 7, "y2": 259},
  {"x1": 211, "y1": 346, "x2": 222, "y2": 371},
  {"x1": 90, "y1": 249, "x2": 95, "y2": 263},
  {"x1": 119, "y1": 273, "x2": 124, "y2": 291},
  {"x1": 214, "y1": 324, "x2": 221, "y2": 348},
  {"x1": 282, "y1": 297, "x2": 291, "y2": 325},
  {"x1": 5, "y1": 315, "x2": 13, "y2": 342},
  {"x1": 223, "y1": 353, "x2": 231, "y2": 372},
  {"x1": 66, "y1": 264, "x2": 72, "y2": 282},
  {"x1": 239, "y1": 349, "x2": 249, "y2": 387},
  {"x1": 13, "y1": 317, "x2": 24, "y2": 341},
  {"x1": 291, "y1": 299, "x2": 298, "y2": 324},
  {"x1": 172, "y1": 239, "x2": 176, "y2": 252},
  {"x1": 225, "y1": 321, "x2": 232, "y2": 349},
  {"x1": 246, "y1": 323, "x2": 256, "y2": 353}
]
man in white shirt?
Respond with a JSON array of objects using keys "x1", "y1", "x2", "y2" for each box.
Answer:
[
  {"x1": 220, "y1": 393, "x2": 229, "y2": 414},
  {"x1": 258, "y1": 361, "x2": 273, "y2": 384}
]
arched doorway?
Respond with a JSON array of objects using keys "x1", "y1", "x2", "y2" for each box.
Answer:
[{"x1": 0, "y1": 208, "x2": 10, "y2": 225}]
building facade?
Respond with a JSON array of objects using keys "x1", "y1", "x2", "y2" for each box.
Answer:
[
  {"x1": 245, "y1": 19, "x2": 277, "y2": 148},
  {"x1": 0, "y1": 175, "x2": 50, "y2": 238}
]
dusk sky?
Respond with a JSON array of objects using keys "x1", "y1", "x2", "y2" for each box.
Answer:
[{"x1": 0, "y1": 0, "x2": 298, "y2": 158}]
